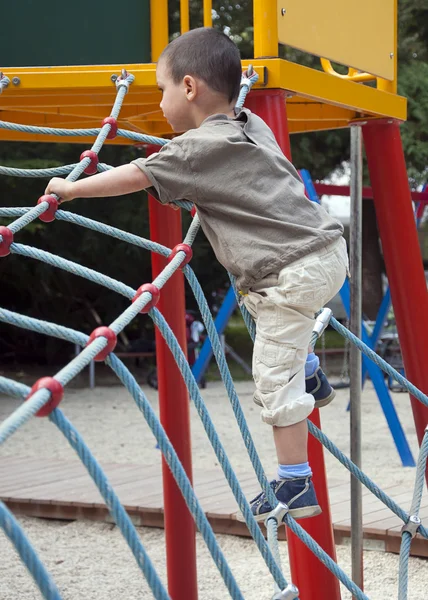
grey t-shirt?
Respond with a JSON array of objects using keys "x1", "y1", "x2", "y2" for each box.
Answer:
[{"x1": 132, "y1": 108, "x2": 343, "y2": 292}]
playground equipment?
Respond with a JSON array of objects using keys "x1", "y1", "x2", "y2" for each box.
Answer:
[{"x1": 1, "y1": 1, "x2": 428, "y2": 599}]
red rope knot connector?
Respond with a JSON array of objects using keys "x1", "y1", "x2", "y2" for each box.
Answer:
[
  {"x1": 0, "y1": 226, "x2": 14, "y2": 257},
  {"x1": 102, "y1": 117, "x2": 118, "y2": 140},
  {"x1": 167, "y1": 243, "x2": 193, "y2": 268},
  {"x1": 26, "y1": 377, "x2": 64, "y2": 417},
  {"x1": 190, "y1": 206, "x2": 197, "y2": 218},
  {"x1": 132, "y1": 283, "x2": 160, "y2": 313},
  {"x1": 80, "y1": 150, "x2": 99, "y2": 175},
  {"x1": 86, "y1": 326, "x2": 117, "y2": 362},
  {"x1": 37, "y1": 194, "x2": 59, "y2": 223}
]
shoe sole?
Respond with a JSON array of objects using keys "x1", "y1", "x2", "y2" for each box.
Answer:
[
  {"x1": 237, "y1": 505, "x2": 322, "y2": 523},
  {"x1": 314, "y1": 388, "x2": 336, "y2": 409}
]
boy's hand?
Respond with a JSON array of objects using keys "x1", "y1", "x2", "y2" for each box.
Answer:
[{"x1": 45, "y1": 178, "x2": 76, "y2": 202}]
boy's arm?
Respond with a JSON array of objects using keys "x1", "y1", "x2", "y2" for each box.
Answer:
[{"x1": 45, "y1": 164, "x2": 151, "y2": 202}]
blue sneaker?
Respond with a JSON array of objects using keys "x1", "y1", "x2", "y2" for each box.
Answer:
[
  {"x1": 306, "y1": 366, "x2": 336, "y2": 408},
  {"x1": 249, "y1": 477, "x2": 321, "y2": 522}
]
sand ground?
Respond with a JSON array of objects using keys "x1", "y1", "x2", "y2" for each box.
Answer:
[{"x1": 1, "y1": 379, "x2": 427, "y2": 599}]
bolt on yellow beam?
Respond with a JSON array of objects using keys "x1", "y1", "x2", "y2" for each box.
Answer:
[
  {"x1": 150, "y1": 0, "x2": 169, "y2": 61},
  {"x1": 181, "y1": 0, "x2": 190, "y2": 33},
  {"x1": 204, "y1": 0, "x2": 213, "y2": 27},
  {"x1": 253, "y1": 0, "x2": 278, "y2": 58},
  {"x1": 377, "y1": 0, "x2": 397, "y2": 93}
]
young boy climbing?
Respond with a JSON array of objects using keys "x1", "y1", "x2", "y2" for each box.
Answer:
[{"x1": 46, "y1": 28, "x2": 348, "y2": 520}]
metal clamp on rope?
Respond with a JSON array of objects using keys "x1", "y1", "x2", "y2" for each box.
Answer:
[
  {"x1": 115, "y1": 69, "x2": 131, "y2": 92},
  {"x1": 401, "y1": 514, "x2": 422, "y2": 538},
  {"x1": 272, "y1": 583, "x2": 299, "y2": 600},
  {"x1": 265, "y1": 501, "x2": 289, "y2": 526},
  {"x1": 242, "y1": 64, "x2": 254, "y2": 79},
  {"x1": 240, "y1": 64, "x2": 254, "y2": 89},
  {"x1": 313, "y1": 308, "x2": 333, "y2": 338},
  {"x1": 0, "y1": 73, "x2": 10, "y2": 94}
]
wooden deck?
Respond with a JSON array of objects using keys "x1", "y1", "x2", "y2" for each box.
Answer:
[{"x1": 1, "y1": 457, "x2": 427, "y2": 558}]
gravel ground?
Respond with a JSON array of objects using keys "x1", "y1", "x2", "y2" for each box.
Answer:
[{"x1": 1, "y1": 379, "x2": 427, "y2": 599}]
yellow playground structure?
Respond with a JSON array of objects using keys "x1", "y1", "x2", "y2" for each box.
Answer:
[{"x1": 0, "y1": 0, "x2": 405, "y2": 143}]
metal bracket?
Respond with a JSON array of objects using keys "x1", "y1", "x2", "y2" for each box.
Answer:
[
  {"x1": 115, "y1": 69, "x2": 131, "y2": 92},
  {"x1": 241, "y1": 63, "x2": 254, "y2": 80},
  {"x1": 272, "y1": 583, "x2": 299, "y2": 600},
  {"x1": 265, "y1": 502, "x2": 289, "y2": 526},
  {"x1": 401, "y1": 514, "x2": 421, "y2": 538},
  {"x1": 240, "y1": 76, "x2": 254, "y2": 89},
  {"x1": 313, "y1": 307, "x2": 333, "y2": 338},
  {"x1": 0, "y1": 73, "x2": 9, "y2": 94}
]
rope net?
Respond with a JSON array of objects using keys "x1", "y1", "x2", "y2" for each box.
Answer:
[{"x1": 0, "y1": 69, "x2": 427, "y2": 600}]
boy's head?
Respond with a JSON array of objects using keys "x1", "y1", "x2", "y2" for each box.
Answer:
[{"x1": 157, "y1": 28, "x2": 242, "y2": 132}]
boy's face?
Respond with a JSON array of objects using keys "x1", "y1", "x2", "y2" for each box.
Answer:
[{"x1": 157, "y1": 60, "x2": 195, "y2": 132}]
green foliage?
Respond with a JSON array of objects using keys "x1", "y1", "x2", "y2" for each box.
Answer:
[
  {"x1": 168, "y1": 1, "x2": 254, "y2": 57},
  {"x1": 397, "y1": 1, "x2": 428, "y2": 187}
]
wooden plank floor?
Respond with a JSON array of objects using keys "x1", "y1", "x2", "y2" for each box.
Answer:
[{"x1": 1, "y1": 457, "x2": 427, "y2": 558}]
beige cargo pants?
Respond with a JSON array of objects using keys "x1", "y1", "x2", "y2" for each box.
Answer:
[{"x1": 243, "y1": 237, "x2": 348, "y2": 427}]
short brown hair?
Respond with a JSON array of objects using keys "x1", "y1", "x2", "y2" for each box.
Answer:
[{"x1": 159, "y1": 28, "x2": 242, "y2": 103}]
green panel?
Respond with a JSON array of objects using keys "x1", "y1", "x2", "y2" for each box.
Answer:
[{"x1": 1, "y1": 1, "x2": 151, "y2": 67}]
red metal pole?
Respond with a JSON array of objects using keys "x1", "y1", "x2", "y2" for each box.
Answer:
[
  {"x1": 288, "y1": 411, "x2": 342, "y2": 599},
  {"x1": 245, "y1": 91, "x2": 341, "y2": 600},
  {"x1": 363, "y1": 122, "x2": 428, "y2": 451},
  {"x1": 245, "y1": 90, "x2": 291, "y2": 157},
  {"x1": 313, "y1": 182, "x2": 428, "y2": 203},
  {"x1": 146, "y1": 145, "x2": 198, "y2": 599}
]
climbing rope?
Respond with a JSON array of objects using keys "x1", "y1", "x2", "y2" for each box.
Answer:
[{"x1": 0, "y1": 67, "x2": 426, "y2": 600}]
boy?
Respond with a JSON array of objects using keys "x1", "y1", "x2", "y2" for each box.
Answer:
[{"x1": 46, "y1": 28, "x2": 348, "y2": 520}]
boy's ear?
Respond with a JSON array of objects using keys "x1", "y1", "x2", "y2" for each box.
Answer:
[{"x1": 183, "y1": 75, "x2": 197, "y2": 101}]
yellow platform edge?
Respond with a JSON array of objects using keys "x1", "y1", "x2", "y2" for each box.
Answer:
[{"x1": 0, "y1": 59, "x2": 407, "y2": 143}]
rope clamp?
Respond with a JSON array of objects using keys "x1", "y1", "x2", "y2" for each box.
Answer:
[
  {"x1": 132, "y1": 283, "x2": 161, "y2": 314},
  {"x1": 272, "y1": 583, "x2": 299, "y2": 600},
  {"x1": 241, "y1": 64, "x2": 254, "y2": 81},
  {"x1": 401, "y1": 514, "x2": 421, "y2": 538},
  {"x1": 0, "y1": 72, "x2": 9, "y2": 93},
  {"x1": 26, "y1": 377, "x2": 64, "y2": 417},
  {"x1": 265, "y1": 501, "x2": 289, "y2": 526},
  {"x1": 102, "y1": 117, "x2": 118, "y2": 140},
  {"x1": 313, "y1": 308, "x2": 333, "y2": 338},
  {"x1": 167, "y1": 243, "x2": 193, "y2": 268},
  {"x1": 240, "y1": 77, "x2": 253, "y2": 90},
  {"x1": 115, "y1": 71, "x2": 131, "y2": 93},
  {"x1": 86, "y1": 326, "x2": 117, "y2": 362},
  {"x1": 0, "y1": 226, "x2": 14, "y2": 257},
  {"x1": 37, "y1": 195, "x2": 59, "y2": 223},
  {"x1": 80, "y1": 150, "x2": 99, "y2": 175}
]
